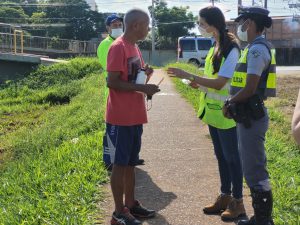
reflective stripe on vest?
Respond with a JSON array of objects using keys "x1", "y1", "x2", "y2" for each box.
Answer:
[
  {"x1": 230, "y1": 39, "x2": 277, "y2": 97},
  {"x1": 197, "y1": 47, "x2": 236, "y2": 130}
]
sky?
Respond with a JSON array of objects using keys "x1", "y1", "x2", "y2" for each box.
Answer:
[{"x1": 96, "y1": 0, "x2": 298, "y2": 20}]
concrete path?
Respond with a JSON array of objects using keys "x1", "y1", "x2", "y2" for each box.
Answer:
[
  {"x1": 101, "y1": 69, "x2": 252, "y2": 225},
  {"x1": 277, "y1": 66, "x2": 300, "y2": 77}
]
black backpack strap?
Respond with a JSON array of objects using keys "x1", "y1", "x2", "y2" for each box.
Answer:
[
  {"x1": 223, "y1": 42, "x2": 240, "y2": 59},
  {"x1": 249, "y1": 39, "x2": 273, "y2": 82},
  {"x1": 249, "y1": 39, "x2": 273, "y2": 69},
  {"x1": 249, "y1": 38, "x2": 274, "y2": 97}
]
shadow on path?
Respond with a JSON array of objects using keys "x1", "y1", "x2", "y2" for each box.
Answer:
[{"x1": 135, "y1": 168, "x2": 177, "y2": 225}]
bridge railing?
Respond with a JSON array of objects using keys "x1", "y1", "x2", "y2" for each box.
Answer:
[
  {"x1": 0, "y1": 32, "x2": 14, "y2": 53},
  {"x1": 0, "y1": 32, "x2": 98, "y2": 54}
]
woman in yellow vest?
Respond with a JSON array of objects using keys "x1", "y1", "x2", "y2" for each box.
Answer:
[
  {"x1": 167, "y1": 6, "x2": 245, "y2": 221},
  {"x1": 223, "y1": 7, "x2": 276, "y2": 225}
]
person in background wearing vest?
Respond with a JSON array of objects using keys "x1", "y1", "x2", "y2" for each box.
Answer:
[
  {"x1": 223, "y1": 7, "x2": 276, "y2": 225},
  {"x1": 167, "y1": 6, "x2": 245, "y2": 222},
  {"x1": 292, "y1": 89, "x2": 300, "y2": 145},
  {"x1": 98, "y1": 14, "x2": 145, "y2": 170},
  {"x1": 97, "y1": 14, "x2": 123, "y2": 76}
]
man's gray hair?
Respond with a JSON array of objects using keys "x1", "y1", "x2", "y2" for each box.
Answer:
[{"x1": 124, "y1": 8, "x2": 149, "y2": 26}]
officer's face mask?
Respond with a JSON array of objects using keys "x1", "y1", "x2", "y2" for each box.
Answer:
[
  {"x1": 199, "y1": 26, "x2": 213, "y2": 38},
  {"x1": 237, "y1": 19, "x2": 249, "y2": 42},
  {"x1": 111, "y1": 28, "x2": 123, "y2": 39}
]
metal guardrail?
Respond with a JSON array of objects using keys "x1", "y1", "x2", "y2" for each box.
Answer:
[
  {"x1": 0, "y1": 32, "x2": 98, "y2": 55},
  {"x1": 14, "y1": 30, "x2": 23, "y2": 54}
]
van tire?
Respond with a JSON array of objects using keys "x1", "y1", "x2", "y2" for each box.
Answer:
[{"x1": 188, "y1": 59, "x2": 200, "y2": 67}]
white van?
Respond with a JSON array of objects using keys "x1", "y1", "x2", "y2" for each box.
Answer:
[{"x1": 177, "y1": 36, "x2": 215, "y2": 67}]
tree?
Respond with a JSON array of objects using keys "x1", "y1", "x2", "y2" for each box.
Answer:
[
  {"x1": 0, "y1": 0, "x2": 107, "y2": 40},
  {"x1": 40, "y1": 0, "x2": 98, "y2": 40},
  {"x1": 148, "y1": 1, "x2": 195, "y2": 49},
  {"x1": 0, "y1": 6, "x2": 29, "y2": 24}
]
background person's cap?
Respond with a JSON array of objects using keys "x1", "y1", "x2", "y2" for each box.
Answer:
[
  {"x1": 235, "y1": 7, "x2": 270, "y2": 22},
  {"x1": 105, "y1": 14, "x2": 123, "y2": 26}
]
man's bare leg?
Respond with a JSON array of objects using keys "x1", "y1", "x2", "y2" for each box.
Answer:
[
  {"x1": 111, "y1": 164, "x2": 126, "y2": 213},
  {"x1": 124, "y1": 166, "x2": 135, "y2": 208}
]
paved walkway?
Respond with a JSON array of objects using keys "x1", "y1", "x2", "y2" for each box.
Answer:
[{"x1": 102, "y1": 69, "x2": 252, "y2": 225}]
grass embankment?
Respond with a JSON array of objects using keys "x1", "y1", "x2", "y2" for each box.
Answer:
[
  {"x1": 166, "y1": 62, "x2": 300, "y2": 225},
  {"x1": 0, "y1": 58, "x2": 108, "y2": 224}
]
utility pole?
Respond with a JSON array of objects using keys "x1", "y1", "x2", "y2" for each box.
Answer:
[
  {"x1": 211, "y1": 0, "x2": 214, "y2": 6},
  {"x1": 151, "y1": 0, "x2": 156, "y2": 64},
  {"x1": 238, "y1": 0, "x2": 242, "y2": 15},
  {"x1": 252, "y1": 0, "x2": 255, "y2": 6},
  {"x1": 264, "y1": 0, "x2": 267, "y2": 9}
]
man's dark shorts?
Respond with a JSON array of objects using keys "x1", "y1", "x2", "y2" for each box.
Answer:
[{"x1": 103, "y1": 123, "x2": 143, "y2": 166}]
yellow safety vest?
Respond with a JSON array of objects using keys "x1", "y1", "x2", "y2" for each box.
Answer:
[
  {"x1": 230, "y1": 38, "x2": 276, "y2": 97},
  {"x1": 97, "y1": 35, "x2": 115, "y2": 74},
  {"x1": 97, "y1": 35, "x2": 115, "y2": 101},
  {"x1": 197, "y1": 47, "x2": 236, "y2": 129}
]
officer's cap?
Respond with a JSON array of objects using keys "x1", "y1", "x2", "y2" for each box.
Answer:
[
  {"x1": 106, "y1": 14, "x2": 123, "y2": 26},
  {"x1": 235, "y1": 7, "x2": 270, "y2": 22}
]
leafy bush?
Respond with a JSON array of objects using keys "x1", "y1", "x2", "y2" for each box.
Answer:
[{"x1": 21, "y1": 57, "x2": 102, "y2": 89}]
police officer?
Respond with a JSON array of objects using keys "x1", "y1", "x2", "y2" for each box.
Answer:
[
  {"x1": 223, "y1": 7, "x2": 276, "y2": 225},
  {"x1": 98, "y1": 14, "x2": 145, "y2": 170}
]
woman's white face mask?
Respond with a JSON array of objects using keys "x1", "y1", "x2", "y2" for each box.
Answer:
[
  {"x1": 237, "y1": 20, "x2": 249, "y2": 42},
  {"x1": 199, "y1": 26, "x2": 213, "y2": 38},
  {"x1": 111, "y1": 28, "x2": 123, "y2": 38}
]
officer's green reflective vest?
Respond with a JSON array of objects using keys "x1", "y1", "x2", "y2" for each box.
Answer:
[
  {"x1": 230, "y1": 38, "x2": 276, "y2": 97},
  {"x1": 197, "y1": 47, "x2": 236, "y2": 129}
]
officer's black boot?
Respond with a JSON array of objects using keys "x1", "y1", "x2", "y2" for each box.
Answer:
[{"x1": 238, "y1": 189, "x2": 274, "y2": 225}]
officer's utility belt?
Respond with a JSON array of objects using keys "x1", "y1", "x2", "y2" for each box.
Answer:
[{"x1": 226, "y1": 95, "x2": 265, "y2": 129}]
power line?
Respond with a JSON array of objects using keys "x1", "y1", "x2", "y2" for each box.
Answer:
[
  {"x1": 0, "y1": 3, "x2": 86, "y2": 7},
  {"x1": 0, "y1": 17, "x2": 86, "y2": 21},
  {"x1": 0, "y1": 0, "x2": 150, "y2": 7},
  {"x1": 6, "y1": 24, "x2": 70, "y2": 27},
  {"x1": 157, "y1": 20, "x2": 195, "y2": 25}
]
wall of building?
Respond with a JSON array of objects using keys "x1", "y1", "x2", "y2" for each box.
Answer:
[
  {"x1": 227, "y1": 16, "x2": 300, "y2": 48},
  {"x1": 226, "y1": 17, "x2": 300, "y2": 65}
]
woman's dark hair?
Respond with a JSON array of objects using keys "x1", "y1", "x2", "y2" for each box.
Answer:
[
  {"x1": 199, "y1": 6, "x2": 240, "y2": 74},
  {"x1": 248, "y1": 14, "x2": 272, "y2": 32}
]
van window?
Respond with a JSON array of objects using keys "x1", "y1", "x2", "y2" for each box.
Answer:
[
  {"x1": 180, "y1": 40, "x2": 196, "y2": 51},
  {"x1": 197, "y1": 40, "x2": 212, "y2": 50}
]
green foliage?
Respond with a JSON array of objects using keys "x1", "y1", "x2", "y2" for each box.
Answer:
[
  {"x1": 0, "y1": 57, "x2": 107, "y2": 224},
  {"x1": 41, "y1": 0, "x2": 104, "y2": 40},
  {"x1": 165, "y1": 63, "x2": 203, "y2": 110},
  {"x1": 22, "y1": 57, "x2": 102, "y2": 89},
  {"x1": 0, "y1": 0, "x2": 106, "y2": 40},
  {"x1": 147, "y1": 1, "x2": 195, "y2": 49},
  {"x1": 0, "y1": 58, "x2": 101, "y2": 114},
  {"x1": 156, "y1": 4, "x2": 195, "y2": 45},
  {"x1": 166, "y1": 62, "x2": 300, "y2": 225},
  {"x1": 0, "y1": 5, "x2": 29, "y2": 23},
  {"x1": 265, "y1": 106, "x2": 300, "y2": 225}
]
